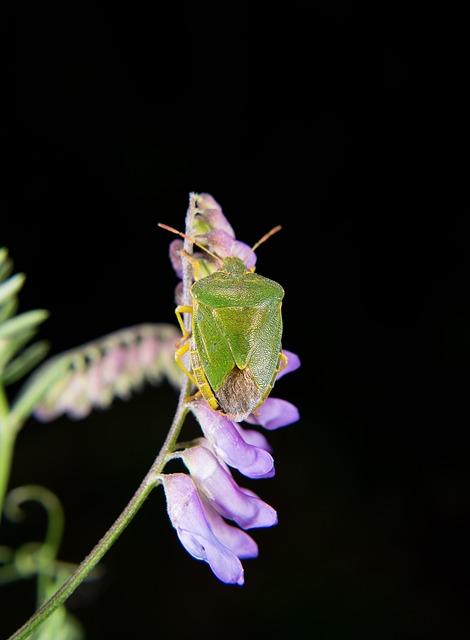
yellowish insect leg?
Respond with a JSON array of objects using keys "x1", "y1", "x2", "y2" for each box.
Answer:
[
  {"x1": 175, "y1": 341, "x2": 197, "y2": 386},
  {"x1": 278, "y1": 351, "x2": 288, "y2": 373},
  {"x1": 175, "y1": 305, "x2": 193, "y2": 341}
]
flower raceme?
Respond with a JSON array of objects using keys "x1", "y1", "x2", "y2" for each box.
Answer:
[
  {"x1": 161, "y1": 373, "x2": 300, "y2": 585},
  {"x1": 161, "y1": 193, "x2": 300, "y2": 584},
  {"x1": 33, "y1": 324, "x2": 181, "y2": 422},
  {"x1": 161, "y1": 473, "x2": 256, "y2": 586}
]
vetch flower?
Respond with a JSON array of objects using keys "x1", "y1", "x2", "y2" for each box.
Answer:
[
  {"x1": 168, "y1": 193, "x2": 256, "y2": 284},
  {"x1": 233, "y1": 423, "x2": 272, "y2": 452},
  {"x1": 245, "y1": 397, "x2": 300, "y2": 430},
  {"x1": 160, "y1": 346, "x2": 301, "y2": 583},
  {"x1": 194, "y1": 192, "x2": 236, "y2": 238},
  {"x1": 179, "y1": 445, "x2": 277, "y2": 529},
  {"x1": 169, "y1": 239, "x2": 184, "y2": 279},
  {"x1": 203, "y1": 230, "x2": 256, "y2": 269},
  {"x1": 201, "y1": 498, "x2": 258, "y2": 559},
  {"x1": 161, "y1": 473, "x2": 248, "y2": 585},
  {"x1": 189, "y1": 399, "x2": 275, "y2": 479}
]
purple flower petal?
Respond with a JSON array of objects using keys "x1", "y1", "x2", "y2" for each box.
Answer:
[
  {"x1": 189, "y1": 400, "x2": 275, "y2": 478},
  {"x1": 87, "y1": 362, "x2": 113, "y2": 408},
  {"x1": 100, "y1": 346, "x2": 127, "y2": 385},
  {"x1": 197, "y1": 193, "x2": 235, "y2": 237},
  {"x1": 34, "y1": 406, "x2": 58, "y2": 422},
  {"x1": 161, "y1": 473, "x2": 244, "y2": 585},
  {"x1": 137, "y1": 335, "x2": 161, "y2": 369},
  {"x1": 233, "y1": 423, "x2": 273, "y2": 452},
  {"x1": 202, "y1": 499, "x2": 258, "y2": 559},
  {"x1": 277, "y1": 350, "x2": 301, "y2": 380},
  {"x1": 125, "y1": 344, "x2": 144, "y2": 387},
  {"x1": 181, "y1": 446, "x2": 277, "y2": 529},
  {"x1": 56, "y1": 372, "x2": 93, "y2": 419},
  {"x1": 169, "y1": 239, "x2": 184, "y2": 279},
  {"x1": 174, "y1": 281, "x2": 184, "y2": 305},
  {"x1": 245, "y1": 398, "x2": 300, "y2": 430},
  {"x1": 205, "y1": 230, "x2": 257, "y2": 269}
]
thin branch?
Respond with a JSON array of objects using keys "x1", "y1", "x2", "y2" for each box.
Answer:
[{"x1": 6, "y1": 193, "x2": 198, "y2": 640}]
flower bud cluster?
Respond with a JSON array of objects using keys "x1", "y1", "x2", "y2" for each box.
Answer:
[{"x1": 34, "y1": 324, "x2": 181, "y2": 421}]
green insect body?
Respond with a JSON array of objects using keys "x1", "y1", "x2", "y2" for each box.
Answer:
[{"x1": 176, "y1": 256, "x2": 285, "y2": 421}]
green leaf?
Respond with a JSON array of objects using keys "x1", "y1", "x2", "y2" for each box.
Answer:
[
  {"x1": 0, "y1": 330, "x2": 37, "y2": 370},
  {"x1": 0, "y1": 297, "x2": 18, "y2": 324},
  {"x1": 10, "y1": 356, "x2": 71, "y2": 430},
  {"x1": 0, "y1": 273, "x2": 25, "y2": 305},
  {"x1": 0, "y1": 247, "x2": 8, "y2": 269},
  {"x1": 0, "y1": 258, "x2": 13, "y2": 282},
  {"x1": 1, "y1": 340, "x2": 50, "y2": 385},
  {"x1": 0, "y1": 309, "x2": 49, "y2": 340}
]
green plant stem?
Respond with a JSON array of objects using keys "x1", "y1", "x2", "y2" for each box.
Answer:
[
  {"x1": 7, "y1": 376, "x2": 191, "y2": 640},
  {"x1": 7, "y1": 193, "x2": 198, "y2": 640},
  {"x1": 0, "y1": 383, "x2": 8, "y2": 416},
  {"x1": 0, "y1": 384, "x2": 14, "y2": 518},
  {"x1": 0, "y1": 427, "x2": 15, "y2": 520}
]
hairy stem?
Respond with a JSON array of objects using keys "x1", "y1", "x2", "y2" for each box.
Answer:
[
  {"x1": 7, "y1": 378, "x2": 190, "y2": 640},
  {"x1": 7, "y1": 194, "x2": 198, "y2": 640}
]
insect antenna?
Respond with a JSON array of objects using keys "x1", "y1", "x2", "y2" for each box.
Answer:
[
  {"x1": 158, "y1": 223, "x2": 223, "y2": 265},
  {"x1": 251, "y1": 225, "x2": 282, "y2": 252}
]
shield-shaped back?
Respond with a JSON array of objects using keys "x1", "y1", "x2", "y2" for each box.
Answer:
[{"x1": 191, "y1": 269, "x2": 284, "y2": 419}]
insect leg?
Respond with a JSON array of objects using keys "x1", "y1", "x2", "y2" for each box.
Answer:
[
  {"x1": 175, "y1": 305, "x2": 193, "y2": 341},
  {"x1": 178, "y1": 250, "x2": 207, "y2": 281},
  {"x1": 278, "y1": 351, "x2": 288, "y2": 373},
  {"x1": 190, "y1": 346, "x2": 219, "y2": 411},
  {"x1": 174, "y1": 340, "x2": 197, "y2": 386}
]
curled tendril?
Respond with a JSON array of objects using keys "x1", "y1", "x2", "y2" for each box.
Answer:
[
  {"x1": 5, "y1": 485, "x2": 64, "y2": 562},
  {"x1": 1, "y1": 486, "x2": 100, "y2": 586},
  {"x1": 1, "y1": 486, "x2": 86, "y2": 637},
  {"x1": 2, "y1": 485, "x2": 64, "y2": 601}
]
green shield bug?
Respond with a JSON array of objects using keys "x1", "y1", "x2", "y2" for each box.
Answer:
[{"x1": 159, "y1": 223, "x2": 287, "y2": 422}]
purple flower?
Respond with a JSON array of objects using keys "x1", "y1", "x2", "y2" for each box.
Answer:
[
  {"x1": 161, "y1": 473, "x2": 250, "y2": 585},
  {"x1": 233, "y1": 423, "x2": 272, "y2": 452},
  {"x1": 245, "y1": 398, "x2": 299, "y2": 430},
  {"x1": 196, "y1": 193, "x2": 235, "y2": 238},
  {"x1": 137, "y1": 335, "x2": 161, "y2": 370},
  {"x1": 201, "y1": 498, "x2": 258, "y2": 559},
  {"x1": 180, "y1": 446, "x2": 277, "y2": 529},
  {"x1": 169, "y1": 239, "x2": 184, "y2": 279},
  {"x1": 168, "y1": 193, "x2": 257, "y2": 282},
  {"x1": 204, "y1": 230, "x2": 256, "y2": 269},
  {"x1": 189, "y1": 399, "x2": 275, "y2": 479},
  {"x1": 100, "y1": 346, "x2": 127, "y2": 385}
]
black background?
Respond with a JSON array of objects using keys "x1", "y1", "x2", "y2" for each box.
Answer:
[{"x1": 2, "y1": 3, "x2": 470, "y2": 639}]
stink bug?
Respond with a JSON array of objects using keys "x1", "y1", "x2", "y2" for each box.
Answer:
[{"x1": 159, "y1": 223, "x2": 287, "y2": 422}]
